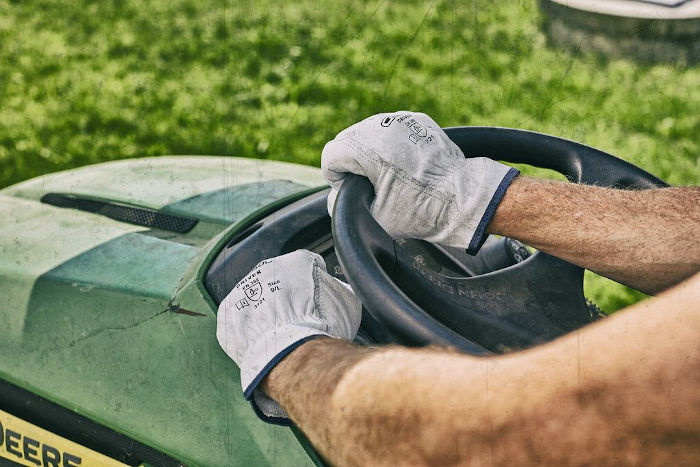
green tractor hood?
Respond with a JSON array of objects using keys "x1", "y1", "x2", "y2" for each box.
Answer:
[{"x1": 0, "y1": 156, "x2": 326, "y2": 466}]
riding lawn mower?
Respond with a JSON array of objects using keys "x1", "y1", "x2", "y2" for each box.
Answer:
[{"x1": 0, "y1": 127, "x2": 666, "y2": 466}]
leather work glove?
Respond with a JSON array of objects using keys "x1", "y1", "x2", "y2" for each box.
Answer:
[
  {"x1": 322, "y1": 111, "x2": 519, "y2": 254},
  {"x1": 216, "y1": 249, "x2": 362, "y2": 425}
]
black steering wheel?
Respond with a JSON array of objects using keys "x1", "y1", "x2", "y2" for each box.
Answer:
[{"x1": 331, "y1": 127, "x2": 668, "y2": 355}]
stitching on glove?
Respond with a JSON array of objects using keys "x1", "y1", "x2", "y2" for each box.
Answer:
[
  {"x1": 308, "y1": 252, "x2": 328, "y2": 326},
  {"x1": 339, "y1": 137, "x2": 383, "y2": 172},
  {"x1": 367, "y1": 144, "x2": 473, "y2": 238},
  {"x1": 343, "y1": 138, "x2": 472, "y2": 235},
  {"x1": 332, "y1": 135, "x2": 473, "y2": 238},
  {"x1": 343, "y1": 137, "x2": 454, "y2": 206}
]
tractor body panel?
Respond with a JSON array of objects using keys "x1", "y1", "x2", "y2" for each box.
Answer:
[{"x1": 0, "y1": 156, "x2": 326, "y2": 466}]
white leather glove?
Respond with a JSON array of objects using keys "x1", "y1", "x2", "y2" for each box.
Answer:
[
  {"x1": 216, "y1": 249, "x2": 362, "y2": 425},
  {"x1": 322, "y1": 111, "x2": 519, "y2": 254}
]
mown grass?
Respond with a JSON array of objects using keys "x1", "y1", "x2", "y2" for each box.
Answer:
[{"x1": 1, "y1": 0, "x2": 697, "y2": 310}]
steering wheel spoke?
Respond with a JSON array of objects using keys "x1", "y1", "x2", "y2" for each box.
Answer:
[{"x1": 391, "y1": 246, "x2": 590, "y2": 352}]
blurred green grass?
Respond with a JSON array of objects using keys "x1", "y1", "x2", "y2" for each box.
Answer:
[{"x1": 1, "y1": 0, "x2": 698, "y2": 311}]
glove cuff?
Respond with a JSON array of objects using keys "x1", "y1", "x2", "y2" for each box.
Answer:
[
  {"x1": 241, "y1": 328, "x2": 329, "y2": 424},
  {"x1": 242, "y1": 330, "x2": 328, "y2": 399},
  {"x1": 466, "y1": 167, "x2": 519, "y2": 255}
]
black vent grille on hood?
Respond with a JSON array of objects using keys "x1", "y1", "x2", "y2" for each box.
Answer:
[{"x1": 41, "y1": 193, "x2": 198, "y2": 233}]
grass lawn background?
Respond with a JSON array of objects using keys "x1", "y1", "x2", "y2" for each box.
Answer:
[{"x1": 1, "y1": 0, "x2": 698, "y2": 311}]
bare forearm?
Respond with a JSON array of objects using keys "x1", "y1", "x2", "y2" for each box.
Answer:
[
  {"x1": 264, "y1": 274, "x2": 700, "y2": 466},
  {"x1": 262, "y1": 339, "x2": 375, "y2": 457},
  {"x1": 488, "y1": 177, "x2": 700, "y2": 294}
]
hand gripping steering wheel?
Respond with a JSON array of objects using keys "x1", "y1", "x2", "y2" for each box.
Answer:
[{"x1": 331, "y1": 127, "x2": 668, "y2": 355}]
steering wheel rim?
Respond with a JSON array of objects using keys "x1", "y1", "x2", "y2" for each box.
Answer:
[{"x1": 332, "y1": 127, "x2": 668, "y2": 355}]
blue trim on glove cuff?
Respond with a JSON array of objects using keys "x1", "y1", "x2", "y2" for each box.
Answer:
[
  {"x1": 243, "y1": 334, "x2": 326, "y2": 425},
  {"x1": 466, "y1": 167, "x2": 520, "y2": 255},
  {"x1": 243, "y1": 334, "x2": 326, "y2": 400}
]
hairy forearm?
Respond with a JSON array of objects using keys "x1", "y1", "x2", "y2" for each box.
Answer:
[
  {"x1": 263, "y1": 339, "x2": 375, "y2": 455},
  {"x1": 264, "y1": 274, "x2": 700, "y2": 466},
  {"x1": 488, "y1": 177, "x2": 700, "y2": 294}
]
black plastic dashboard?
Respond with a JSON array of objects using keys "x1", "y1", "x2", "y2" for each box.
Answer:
[{"x1": 204, "y1": 189, "x2": 531, "y2": 348}]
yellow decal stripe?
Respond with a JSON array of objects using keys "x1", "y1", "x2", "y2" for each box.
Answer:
[{"x1": 0, "y1": 409, "x2": 128, "y2": 467}]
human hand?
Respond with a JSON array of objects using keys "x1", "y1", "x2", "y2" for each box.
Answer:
[
  {"x1": 216, "y1": 249, "x2": 362, "y2": 424},
  {"x1": 322, "y1": 111, "x2": 519, "y2": 253}
]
